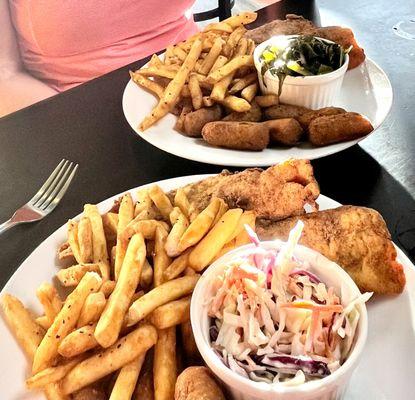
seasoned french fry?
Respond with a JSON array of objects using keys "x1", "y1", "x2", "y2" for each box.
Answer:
[
  {"x1": 189, "y1": 208, "x2": 243, "y2": 271},
  {"x1": 36, "y1": 315, "x2": 50, "y2": 330},
  {"x1": 202, "y1": 96, "x2": 215, "y2": 107},
  {"x1": 205, "y1": 55, "x2": 253, "y2": 84},
  {"x1": 241, "y1": 82, "x2": 258, "y2": 102},
  {"x1": 204, "y1": 21, "x2": 233, "y2": 33},
  {"x1": 224, "y1": 26, "x2": 247, "y2": 57},
  {"x1": 211, "y1": 198, "x2": 228, "y2": 226},
  {"x1": 149, "y1": 54, "x2": 163, "y2": 67},
  {"x1": 247, "y1": 38, "x2": 256, "y2": 55},
  {"x1": 154, "y1": 327, "x2": 177, "y2": 400},
  {"x1": 165, "y1": 208, "x2": 189, "y2": 257},
  {"x1": 58, "y1": 324, "x2": 98, "y2": 358},
  {"x1": 188, "y1": 73, "x2": 203, "y2": 110},
  {"x1": 61, "y1": 324, "x2": 157, "y2": 395},
  {"x1": 221, "y1": 95, "x2": 251, "y2": 112},
  {"x1": 141, "y1": 258, "x2": 153, "y2": 289},
  {"x1": 114, "y1": 193, "x2": 135, "y2": 280},
  {"x1": 208, "y1": 55, "x2": 228, "y2": 74},
  {"x1": 100, "y1": 280, "x2": 116, "y2": 298},
  {"x1": 181, "y1": 321, "x2": 200, "y2": 363},
  {"x1": 210, "y1": 74, "x2": 233, "y2": 102},
  {"x1": 148, "y1": 185, "x2": 173, "y2": 220},
  {"x1": 122, "y1": 219, "x2": 166, "y2": 242},
  {"x1": 134, "y1": 188, "x2": 152, "y2": 217},
  {"x1": 26, "y1": 356, "x2": 82, "y2": 389},
  {"x1": 127, "y1": 275, "x2": 199, "y2": 326},
  {"x1": 95, "y1": 233, "x2": 145, "y2": 348},
  {"x1": 57, "y1": 263, "x2": 100, "y2": 287},
  {"x1": 78, "y1": 217, "x2": 93, "y2": 263},
  {"x1": 174, "y1": 188, "x2": 190, "y2": 218},
  {"x1": 177, "y1": 198, "x2": 221, "y2": 252},
  {"x1": 1, "y1": 294, "x2": 45, "y2": 360},
  {"x1": 212, "y1": 239, "x2": 237, "y2": 262},
  {"x1": 138, "y1": 66, "x2": 177, "y2": 79},
  {"x1": 223, "y1": 11, "x2": 257, "y2": 28},
  {"x1": 225, "y1": 210, "x2": 256, "y2": 243},
  {"x1": 139, "y1": 38, "x2": 202, "y2": 131},
  {"x1": 58, "y1": 242, "x2": 74, "y2": 261},
  {"x1": 102, "y1": 212, "x2": 119, "y2": 242},
  {"x1": 67, "y1": 220, "x2": 82, "y2": 263},
  {"x1": 198, "y1": 37, "x2": 223, "y2": 75},
  {"x1": 153, "y1": 226, "x2": 171, "y2": 287},
  {"x1": 173, "y1": 46, "x2": 188, "y2": 61},
  {"x1": 32, "y1": 272, "x2": 102, "y2": 373},
  {"x1": 36, "y1": 283, "x2": 62, "y2": 326},
  {"x1": 130, "y1": 71, "x2": 164, "y2": 98},
  {"x1": 149, "y1": 296, "x2": 190, "y2": 329},
  {"x1": 229, "y1": 72, "x2": 257, "y2": 93},
  {"x1": 109, "y1": 353, "x2": 146, "y2": 400},
  {"x1": 164, "y1": 45, "x2": 174, "y2": 65},
  {"x1": 255, "y1": 94, "x2": 279, "y2": 108},
  {"x1": 44, "y1": 383, "x2": 68, "y2": 400},
  {"x1": 84, "y1": 204, "x2": 110, "y2": 281},
  {"x1": 235, "y1": 37, "x2": 248, "y2": 58},
  {"x1": 163, "y1": 250, "x2": 189, "y2": 281},
  {"x1": 77, "y1": 292, "x2": 106, "y2": 328}
]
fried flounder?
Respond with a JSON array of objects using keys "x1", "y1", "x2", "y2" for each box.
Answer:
[{"x1": 257, "y1": 205, "x2": 406, "y2": 294}]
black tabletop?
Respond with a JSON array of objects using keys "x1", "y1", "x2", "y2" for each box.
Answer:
[{"x1": 0, "y1": 0, "x2": 414, "y2": 290}]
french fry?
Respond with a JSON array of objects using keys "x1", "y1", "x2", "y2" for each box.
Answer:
[
  {"x1": 95, "y1": 233, "x2": 145, "y2": 348},
  {"x1": 153, "y1": 226, "x2": 171, "y2": 287},
  {"x1": 141, "y1": 258, "x2": 153, "y2": 289},
  {"x1": 255, "y1": 94, "x2": 279, "y2": 108},
  {"x1": 100, "y1": 280, "x2": 116, "y2": 298},
  {"x1": 188, "y1": 73, "x2": 203, "y2": 110},
  {"x1": 165, "y1": 208, "x2": 189, "y2": 257},
  {"x1": 212, "y1": 239, "x2": 237, "y2": 262},
  {"x1": 133, "y1": 354, "x2": 154, "y2": 400},
  {"x1": 241, "y1": 82, "x2": 258, "y2": 102},
  {"x1": 1, "y1": 294, "x2": 45, "y2": 360},
  {"x1": 189, "y1": 208, "x2": 243, "y2": 271},
  {"x1": 77, "y1": 292, "x2": 106, "y2": 328},
  {"x1": 134, "y1": 188, "x2": 152, "y2": 217},
  {"x1": 210, "y1": 74, "x2": 233, "y2": 102},
  {"x1": 149, "y1": 54, "x2": 163, "y2": 67},
  {"x1": 130, "y1": 71, "x2": 165, "y2": 98},
  {"x1": 174, "y1": 188, "x2": 190, "y2": 218},
  {"x1": 164, "y1": 45, "x2": 174, "y2": 65},
  {"x1": 32, "y1": 272, "x2": 102, "y2": 373},
  {"x1": 36, "y1": 283, "x2": 62, "y2": 326},
  {"x1": 57, "y1": 263, "x2": 100, "y2": 287},
  {"x1": 173, "y1": 46, "x2": 188, "y2": 61},
  {"x1": 67, "y1": 220, "x2": 82, "y2": 263},
  {"x1": 205, "y1": 55, "x2": 253, "y2": 84},
  {"x1": 138, "y1": 66, "x2": 177, "y2": 79},
  {"x1": 223, "y1": 26, "x2": 247, "y2": 57},
  {"x1": 109, "y1": 353, "x2": 146, "y2": 400},
  {"x1": 61, "y1": 324, "x2": 157, "y2": 395},
  {"x1": 208, "y1": 55, "x2": 228, "y2": 74},
  {"x1": 174, "y1": 100, "x2": 193, "y2": 133},
  {"x1": 247, "y1": 38, "x2": 256, "y2": 55},
  {"x1": 163, "y1": 250, "x2": 189, "y2": 281},
  {"x1": 225, "y1": 210, "x2": 256, "y2": 243},
  {"x1": 78, "y1": 217, "x2": 93, "y2": 263},
  {"x1": 202, "y1": 96, "x2": 215, "y2": 107},
  {"x1": 148, "y1": 185, "x2": 173, "y2": 220},
  {"x1": 58, "y1": 242, "x2": 74, "y2": 261},
  {"x1": 139, "y1": 38, "x2": 202, "y2": 131},
  {"x1": 204, "y1": 21, "x2": 233, "y2": 33},
  {"x1": 114, "y1": 193, "x2": 135, "y2": 280},
  {"x1": 58, "y1": 324, "x2": 98, "y2": 358},
  {"x1": 177, "y1": 198, "x2": 221, "y2": 253},
  {"x1": 36, "y1": 315, "x2": 50, "y2": 330},
  {"x1": 84, "y1": 204, "x2": 110, "y2": 281},
  {"x1": 122, "y1": 219, "x2": 166, "y2": 242},
  {"x1": 181, "y1": 321, "x2": 200, "y2": 363},
  {"x1": 127, "y1": 275, "x2": 199, "y2": 326},
  {"x1": 102, "y1": 212, "x2": 119, "y2": 242},
  {"x1": 149, "y1": 296, "x2": 190, "y2": 329},
  {"x1": 154, "y1": 327, "x2": 177, "y2": 400},
  {"x1": 198, "y1": 37, "x2": 223, "y2": 75},
  {"x1": 211, "y1": 198, "x2": 228, "y2": 226},
  {"x1": 235, "y1": 37, "x2": 248, "y2": 58},
  {"x1": 223, "y1": 11, "x2": 257, "y2": 28},
  {"x1": 229, "y1": 72, "x2": 257, "y2": 93},
  {"x1": 26, "y1": 356, "x2": 82, "y2": 389},
  {"x1": 44, "y1": 383, "x2": 68, "y2": 400},
  {"x1": 221, "y1": 95, "x2": 251, "y2": 112}
]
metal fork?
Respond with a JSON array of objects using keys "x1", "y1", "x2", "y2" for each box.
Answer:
[{"x1": 0, "y1": 159, "x2": 78, "y2": 235}]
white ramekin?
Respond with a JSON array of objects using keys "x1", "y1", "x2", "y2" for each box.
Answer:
[
  {"x1": 191, "y1": 241, "x2": 368, "y2": 400},
  {"x1": 253, "y1": 35, "x2": 349, "y2": 109}
]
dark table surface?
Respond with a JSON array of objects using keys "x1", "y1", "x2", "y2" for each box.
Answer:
[{"x1": 0, "y1": 0, "x2": 414, "y2": 290}]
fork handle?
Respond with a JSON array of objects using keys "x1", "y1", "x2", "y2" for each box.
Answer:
[{"x1": 0, "y1": 219, "x2": 18, "y2": 235}]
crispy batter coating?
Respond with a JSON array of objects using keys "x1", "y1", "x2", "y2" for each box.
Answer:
[
  {"x1": 297, "y1": 107, "x2": 346, "y2": 130},
  {"x1": 183, "y1": 105, "x2": 223, "y2": 137},
  {"x1": 245, "y1": 14, "x2": 365, "y2": 70},
  {"x1": 308, "y1": 112, "x2": 373, "y2": 146},
  {"x1": 257, "y1": 205, "x2": 406, "y2": 294},
  {"x1": 202, "y1": 121, "x2": 269, "y2": 151},
  {"x1": 264, "y1": 104, "x2": 311, "y2": 120},
  {"x1": 170, "y1": 159, "x2": 319, "y2": 220},
  {"x1": 175, "y1": 367, "x2": 225, "y2": 400},
  {"x1": 263, "y1": 118, "x2": 303, "y2": 145}
]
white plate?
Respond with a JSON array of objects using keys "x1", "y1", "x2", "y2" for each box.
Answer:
[
  {"x1": 1, "y1": 175, "x2": 413, "y2": 399},
  {"x1": 122, "y1": 58, "x2": 392, "y2": 167}
]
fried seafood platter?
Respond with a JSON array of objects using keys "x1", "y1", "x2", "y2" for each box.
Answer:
[{"x1": 0, "y1": 159, "x2": 407, "y2": 399}]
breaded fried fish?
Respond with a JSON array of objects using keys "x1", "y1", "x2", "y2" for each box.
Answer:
[
  {"x1": 169, "y1": 159, "x2": 319, "y2": 220},
  {"x1": 257, "y1": 205, "x2": 406, "y2": 294}
]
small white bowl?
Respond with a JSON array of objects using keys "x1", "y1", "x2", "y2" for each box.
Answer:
[
  {"x1": 191, "y1": 241, "x2": 368, "y2": 400},
  {"x1": 253, "y1": 35, "x2": 349, "y2": 109}
]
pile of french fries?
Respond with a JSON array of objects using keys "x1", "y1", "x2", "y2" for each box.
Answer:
[
  {"x1": 1, "y1": 184, "x2": 256, "y2": 400},
  {"x1": 130, "y1": 12, "x2": 278, "y2": 132}
]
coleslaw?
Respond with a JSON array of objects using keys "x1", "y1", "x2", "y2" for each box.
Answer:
[{"x1": 208, "y1": 222, "x2": 372, "y2": 386}]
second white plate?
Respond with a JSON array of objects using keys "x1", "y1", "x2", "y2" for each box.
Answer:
[{"x1": 122, "y1": 58, "x2": 392, "y2": 167}]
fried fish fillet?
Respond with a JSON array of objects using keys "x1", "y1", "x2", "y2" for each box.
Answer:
[
  {"x1": 257, "y1": 205, "x2": 406, "y2": 294},
  {"x1": 245, "y1": 14, "x2": 365, "y2": 70},
  {"x1": 170, "y1": 159, "x2": 319, "y2": 221}
]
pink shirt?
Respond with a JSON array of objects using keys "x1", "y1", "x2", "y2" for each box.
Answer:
[{"x1": 9, "y1": 0, "x2": 198, "y2": 91}]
